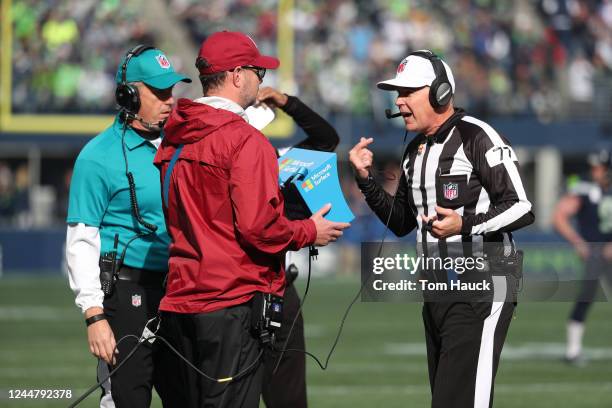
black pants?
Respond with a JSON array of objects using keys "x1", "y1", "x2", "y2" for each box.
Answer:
[
  {"x1": 262, "y1": 283, "x2": 307, "y2": 408},
  {"x1": 570, "y1": 254, "x2": 612, "y2": 322},
  {"x1": 157, "y1": 304, "x2": 263, "y2": 408},
  {"x1": 101, "y1": 277, "x2": 165, "y2": 408},
  {"x1": 423, "y1": 301, "x2": 515, "y2": 408}
]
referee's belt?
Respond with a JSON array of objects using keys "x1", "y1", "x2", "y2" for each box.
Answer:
[{"x1": 117, "y1": 265, "x2": 166, "y2": 286}]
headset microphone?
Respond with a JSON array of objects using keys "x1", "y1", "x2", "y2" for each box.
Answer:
[
  {"x1": 121, "y1": 109, "x2": 165, "y2": 131},
  {"x1": 385, "y1": 109, "x2": 403, "y2": 119},
  {"x1": 135, "y1": 115, "x2": 165, "y2": 131}
]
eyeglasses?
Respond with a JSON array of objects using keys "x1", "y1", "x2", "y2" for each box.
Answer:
[{"x1": 233, "y1": 65, "x2": 266, "y2": 81}]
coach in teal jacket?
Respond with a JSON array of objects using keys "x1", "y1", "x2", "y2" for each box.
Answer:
[{"x1": 66, "y1": 46, "x2": 189, "y2": 407}]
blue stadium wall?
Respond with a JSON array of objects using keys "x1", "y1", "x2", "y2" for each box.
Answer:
[{"x1": 0, "y1": 117, "x2": 605, "y2": 271}]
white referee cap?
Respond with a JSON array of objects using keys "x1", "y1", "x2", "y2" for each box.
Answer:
[{"x1": 377, "y1": 51, "x2": 455, "y2": 92}]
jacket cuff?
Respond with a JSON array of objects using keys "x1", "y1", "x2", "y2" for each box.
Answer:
[
  {"x1": 302, "y1": 218, "x2": 317, "y2": 246},
  {"x1": 460, "y1": 215, "x2": 474, "y2": 235},
  {"x1": 356, "y1": 173, "x2": 377, "y2": 193},
  {"x1": 281, "y1": 95, "x2": 298, "y2": 114},
  {"x1": 78, "y1": 293, "x2": 105, "y2": 314}
]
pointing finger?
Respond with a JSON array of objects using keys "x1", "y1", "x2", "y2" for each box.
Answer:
[{"x1": 356, "y1": 137, "x2": 374, "y2": 149}]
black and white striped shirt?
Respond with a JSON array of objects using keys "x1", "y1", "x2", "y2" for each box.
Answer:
[{"x1": 357, "y1": 109, "x2": 534, "y2": 251}]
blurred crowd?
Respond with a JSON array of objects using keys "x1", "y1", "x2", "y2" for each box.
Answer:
[
  {"x1": 10, "y1": 0, "x2": 611, "y2": 121},
  {"x1": 0, "y1": 161, "x2": 32, "y2": 227},
  {"x1": 0, "y1": 159, "x2": 71, "y2": 228},
  {"x1": 170, "y1": 0, "x2": 612, "y2": 121},
  {"x1": 11, "y1": 0, "x2": 156, "y2": 114}
]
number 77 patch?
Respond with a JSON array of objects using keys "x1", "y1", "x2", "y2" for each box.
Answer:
[{"x1": 485, "y1": 145, "x2": 518, "y2": 167}]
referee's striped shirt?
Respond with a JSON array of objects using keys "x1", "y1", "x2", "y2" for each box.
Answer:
[{"x1": 357, "y1": 109, "x2": 534, "y2": 254}]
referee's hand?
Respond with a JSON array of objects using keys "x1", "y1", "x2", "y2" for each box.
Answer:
[
  {"x1": 85, "y1": 307, "x2": 117, "y2": 365},
  {"x1": 422, "y1": 206, "x2": 463, "y2": 239},
  {"x1": 349, "y1": 137, "x2": 374, "y2": 180}
]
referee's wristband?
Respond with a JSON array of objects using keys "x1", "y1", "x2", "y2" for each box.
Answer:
[{"x1": 85, "y1": 313, "x2": 107, "y2": 327}]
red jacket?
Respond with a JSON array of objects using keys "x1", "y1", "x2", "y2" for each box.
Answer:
[{"x1": 155, "y1": 99, "x2": 316, "y2": 313}]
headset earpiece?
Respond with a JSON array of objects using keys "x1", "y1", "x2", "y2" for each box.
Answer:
[
  {"x1": 115, "y1": 83, "x2": 141, "y2": 114},
  {"x1": 431, "y1": 77, "x2": 452, "y2": 108},
  {"x1": 115, "y1": 44, "x2": 155, "y2": 115},
  {"x1": 409, "y1": 50, "x2": 453, "y2": 109}
]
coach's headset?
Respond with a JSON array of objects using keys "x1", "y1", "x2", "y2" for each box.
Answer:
[
  {"x1": 116, "y1": 44, "x2": 159, "y2": 250},
  {"x1": 116, "y1": 44, "x2": 155, "y2": 119},
  {"x1": 408, "y1": 50, "x2": 453, "y2": 109}
]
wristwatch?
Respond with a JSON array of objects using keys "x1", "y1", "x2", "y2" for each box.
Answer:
[{"x1": 85, "y1": 313, "x2": 107, "y2": 327}]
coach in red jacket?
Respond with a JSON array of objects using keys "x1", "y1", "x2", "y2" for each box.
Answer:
[{"x1": 154, "y1": 31, "x2": 349, "y2": 408}]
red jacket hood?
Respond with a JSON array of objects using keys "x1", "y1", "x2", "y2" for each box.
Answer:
[{"x1": 163, "y1": 98, "x2": 245, "y2": 145}]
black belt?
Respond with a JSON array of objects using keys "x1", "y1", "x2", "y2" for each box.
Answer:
[{"x1": 117, "y1": 265, "x2": 166, "y2": 286}]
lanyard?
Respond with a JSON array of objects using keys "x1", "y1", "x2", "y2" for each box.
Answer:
[{"x1": 162, "y1": 144, "x2": 184, "y2": 208}]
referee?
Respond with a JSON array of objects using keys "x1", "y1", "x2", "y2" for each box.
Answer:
[{"x1": 349, "y1": 50, "x2": 534, "y2": 407}]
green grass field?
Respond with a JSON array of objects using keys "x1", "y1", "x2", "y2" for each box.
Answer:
[{"x1": 1, "y1": 275, "x2": 611, "y2": 407}]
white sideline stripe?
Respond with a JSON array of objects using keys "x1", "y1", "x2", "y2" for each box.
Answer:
[
  {"x1": 383, "y1": 342, "x2": 612, "y2": 360},
  {"x1": 0, "y1": 306, "x2": 77, "y2": 321},
  {"x1": 303, "y1": 324, "x2": 326, "y2": 338},
  {"x1": 0, "y1": 366, "x2": 92, "y2": 378},
  {"x1": 1, "y1": 383, "x2": 611, "y2": 400},
  {"x1": 384, "y1": 343, "x2": 428, "y2": 355},
  {"x1": 502, "y1": 342, "x2": 612, "y2": 360},
  {"x1": 306, "y1": 382, "x2": 612, "y2": 396},
  {"x1": 319, "y1": 362, "x2": 425, "y2": 373}
]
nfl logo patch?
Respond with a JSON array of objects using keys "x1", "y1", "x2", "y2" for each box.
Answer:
[
  {"x1": 131, "y1": 294, "x2": 142, "y2": 307},
  {"x1": 156, "y1": 54, "x2": 171, "y2": 69},
  {"x1": 397, "y1": 59, "x2": 407, "y2": 73},
  {"x1": 443, "y1": 182, "x2": 458, "y2": 200}
]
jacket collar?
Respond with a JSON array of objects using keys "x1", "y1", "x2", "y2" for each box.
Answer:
[
  {"x1": 421, "y1": 108, "x2": 466, "y2": 145},
  {"x1": 193, "y1": 96, "x2": 249, "y2": 122}
]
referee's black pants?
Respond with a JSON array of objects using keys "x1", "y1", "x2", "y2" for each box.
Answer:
[
  {"x1": 262, "y1": 283, "x2": 307, "y2": 408},
  {"x1": 157, "y1": 303, "x2": 263, "y2": 408},
  {"x1": 423, "y1": 301, "x2": 515, "y2": 408},
  {"x1": 99, "y1": 270, "x2": 166, "y2": 408}
]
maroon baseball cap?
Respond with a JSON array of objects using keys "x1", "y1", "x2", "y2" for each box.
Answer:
[{"x1": 197, "y1": 31, "x2": 280, "y2": 75}]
